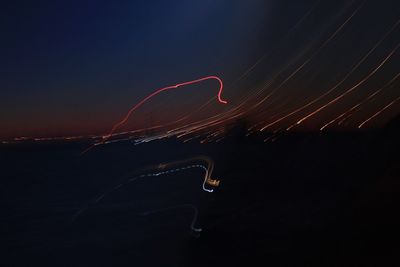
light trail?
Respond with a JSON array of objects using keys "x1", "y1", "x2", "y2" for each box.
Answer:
[
  {"x1": 290, "y1": 41, "x2": 400, "y2": 128},
  {"x1": 73, "y1": 156, "x2": 220, "y2": 221},
  {"x1": 102, "y1": 76, "x2": 227, "y2": 143},
  {"x1": 228, "y1": 0, "x2": 321, "y2": 87},
  {"x1": 254, "y1": 1, "x2": 365, "y2": 114},
  {"x1": 261, "y1": 17, "x2": 400, "y2": 132},
  {"x1": 358, "y1": 96, "x2": 400, "y2": 128},
  {"x1": 320, "y1": 72, "x2": 400, "y2": 130}
]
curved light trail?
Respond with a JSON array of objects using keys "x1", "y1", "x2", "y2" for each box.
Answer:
[{"x1": 102, "y1": 76, "x2": 227, "y2": 143}]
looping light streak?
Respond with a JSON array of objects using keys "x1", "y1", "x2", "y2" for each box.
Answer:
[
  {"x1": 72, "y1": 156, "x2": 220, "y2": 222},
  {"x1": 102, "y1": 76, "x2": 227, "y2": 143}
]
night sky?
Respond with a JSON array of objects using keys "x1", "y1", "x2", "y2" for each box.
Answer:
[{"x1": 1, "y1": 0, "x2": 400, "y2": 139}]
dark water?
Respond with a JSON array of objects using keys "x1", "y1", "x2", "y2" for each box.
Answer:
[{"x1": 1, "y1": 126, "x2": 399, "y2": 266}]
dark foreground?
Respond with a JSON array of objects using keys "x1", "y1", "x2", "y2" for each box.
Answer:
[{"x1": 1, "y1": 119, "x2": 399, "y2": 266}]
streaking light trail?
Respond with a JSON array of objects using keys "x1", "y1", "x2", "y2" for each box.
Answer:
[
  {"x1": 320, "y1": 72, "x2": 400, "y2": 130},
  {"x1": 72, "y1": 156, "x2": 220, "y2": 234},
  {"x1": 260, "y1": 17, "x2": 400, "y2": 132},
  {"x1": 102, "y1": 75, "x2": 227, "y2": 143},
  {"x1": 291, "y1": 41, "x2": 400, "y2": 128},
  {"x1": 358, "y1": 96, "x2": 400, "y2": 129}
]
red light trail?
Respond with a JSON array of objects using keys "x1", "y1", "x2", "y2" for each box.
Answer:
[{"x1": 102, "y1": 75, "x2": 227, "y2": 143}]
